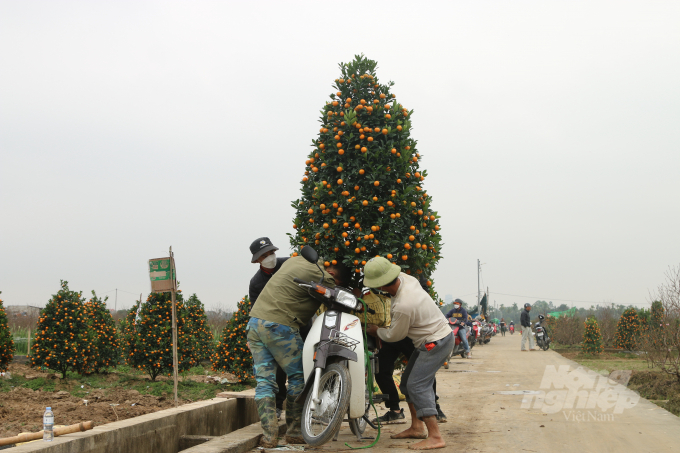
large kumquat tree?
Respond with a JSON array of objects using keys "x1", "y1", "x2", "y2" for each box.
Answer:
[
  {"x1": 30, "y1": 281, "x2": 97, "y2": 377},
  {"x1": 0, "y1": 292, "x2": 15, "y2": 372},
  {"x1": 83, "y1": 291, "x2": 121, "y2": 372},
  {"x1": 289, "y1": 55, "x2": 442, "y2": 294},
  {"x1": 211, "y1": 296, "x2": 253, "y2": 382},
  {"x1": 121, "y1": 291, "x2": 196, "y2": 381}
]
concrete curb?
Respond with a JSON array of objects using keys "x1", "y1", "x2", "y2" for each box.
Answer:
[{"x1": 181, "y1": 420, "x2": 286, "y2": 453}]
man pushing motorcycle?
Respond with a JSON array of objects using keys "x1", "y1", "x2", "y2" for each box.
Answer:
[
  {"x1": 247, "y1": 255, "x2": 350, "y2": 447},
  {"x1": 364, "y1": 257, "x2": 452, "y2": 450}
]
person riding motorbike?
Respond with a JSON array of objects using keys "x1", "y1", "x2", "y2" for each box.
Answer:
[
  {"x1": 445, "y1": 299, "x2": 471, "y2": 358},
  {"x1": 247, "y1": 256, "x2": 350, "y2": 447}
]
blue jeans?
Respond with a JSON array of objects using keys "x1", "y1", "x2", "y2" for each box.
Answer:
[
  {"x1": 247, "y1": 317, "x2": 305, "y2": 401},
  {"x1": 457, "y1": 325, "x2": 470, "y2": 353}
]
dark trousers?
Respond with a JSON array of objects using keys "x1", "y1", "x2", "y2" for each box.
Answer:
[{"x1": 375, "y1": 337, "x2": 438, "y2": 411}]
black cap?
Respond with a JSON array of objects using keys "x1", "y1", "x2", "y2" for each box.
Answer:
[
  {"x1": 524, "y1": 303, "x2": 532, "y2": 309},
  {"x1": 249, "y1": 237, "x2": 279, "y2": 263}
]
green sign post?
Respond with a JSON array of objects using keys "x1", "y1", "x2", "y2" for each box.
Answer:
[{"x1": 148, "y1": 249, "x2": 179, "y2": 406}]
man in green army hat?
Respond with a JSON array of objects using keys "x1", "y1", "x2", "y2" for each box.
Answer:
[{"x1": 364, "y1": 257, "x2": 453, "y2": 450}]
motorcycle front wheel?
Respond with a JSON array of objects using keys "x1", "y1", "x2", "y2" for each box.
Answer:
[{"x1": 301, "y1": 363, "x2": 352, "y2": 446}]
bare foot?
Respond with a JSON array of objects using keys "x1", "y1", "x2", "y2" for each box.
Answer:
[
  {"x1": 409, "y1": 437, "x2": 446, "y2": 450},
  {"x1": 391, "y1": 427, "x2": 428, "y2": 439}
]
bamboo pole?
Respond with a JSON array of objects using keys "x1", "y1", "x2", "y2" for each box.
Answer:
[
  {"x1": 170, "y1": 246, "x2": 178, "y2": 408},
  {"x1": 0, "y1": 421, "x2": 94, "y2": 447}
]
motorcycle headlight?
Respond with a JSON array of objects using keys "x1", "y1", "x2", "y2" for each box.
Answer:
[{"x1": 335, "y1": 289, "x2": 359, "y2": 310}]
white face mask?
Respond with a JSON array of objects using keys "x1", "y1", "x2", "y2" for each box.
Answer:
[
  {"x1": 454, "y1": 304, "x2": 461, "y2": 310},
  {"x1": 260, "y1": 253, "x2": 277, "y2": 269}
]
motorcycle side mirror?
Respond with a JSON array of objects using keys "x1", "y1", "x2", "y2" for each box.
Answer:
[
  {"x1": 301, "y1": 246, "x2": 325, "y2": 283},
  {"x1": 301, "y1": 246, "x2": 319, "y2": 263}
]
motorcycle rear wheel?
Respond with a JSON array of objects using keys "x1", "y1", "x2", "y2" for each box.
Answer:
[
  {"x1": 541, "y1": 341, "x2": 550, "y2": 351},
  {"x1": 301, "y1": 363, "x2": 352, "y2": 446}
]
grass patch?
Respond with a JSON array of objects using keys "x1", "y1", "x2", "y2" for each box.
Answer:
[{"x1": 1, "y1": 364, "x2": 253, "y2": 405}]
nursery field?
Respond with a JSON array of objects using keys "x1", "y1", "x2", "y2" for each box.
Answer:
[{"x1": 0, "y1": 362, "x2": 251, "y2": 438}]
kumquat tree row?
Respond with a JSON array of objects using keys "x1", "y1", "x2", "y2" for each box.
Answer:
[
  {"x1": 289, "y1": 55, "x2": 443, "y2": 297},
  {"x1": 0, "y1": 292, "x2": 15, "y2": 372}
]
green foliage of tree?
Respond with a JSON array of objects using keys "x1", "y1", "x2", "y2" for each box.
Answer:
[
  {"x1": 614, "y1": 308, "x2": 640, "y2": 351},
  {"x1": 121, "y1": 291, "x2": 196, "y2": 381},
  {"x1": 289, "y1": 55, "x2": 442, "y2": 290},
  {"x1": 30, "y1": 281, "x2": 96, "y2": 377},
  {"x1": 211, "y1": 296, "x2": 252, "y2": 382},
  {"x1": 185, "y1": 293, "x2": 215, "y2": 362},
  {"x1": 83, "y1": 291, "x2": 121, "y2": 372},
  {"x1": 0, "y1": 292, "x2": 15, "y2": 372},
  {"x1": 651, "y1": 300, "x2": 664, "y2": 329},
  {"x1": 582, "y1": 316, "x2": 604, "y2": 354}
]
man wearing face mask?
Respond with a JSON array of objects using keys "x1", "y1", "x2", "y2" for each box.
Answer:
[
  {"x1": 445, "y1": 299, "x2": 471, "y2": 359},
  {"x1": 249, "y1": 237, "x2": 289, "y2": 419},
  {"x1": 249, "y1": 237, "x2": 288, "y2": 309}
]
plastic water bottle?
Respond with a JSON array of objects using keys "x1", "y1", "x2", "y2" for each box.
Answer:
[{"x1": 43, "y1": 407, "x2": 54, "y2": 441}]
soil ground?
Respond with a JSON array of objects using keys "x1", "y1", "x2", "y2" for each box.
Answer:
[
  {"x1": 0, "y1": 362, "x2": 250, "y2": 438},
  {"x1": 263, "y1": 333, "x2": 680, "y2": 453}
]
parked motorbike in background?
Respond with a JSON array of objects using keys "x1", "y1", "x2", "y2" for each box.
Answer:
[
  {"x1": 534, "y1": 315, "x2": 551, "y2": 351},
  {"x1": 468, "y1": 321, "x2": 481, "y2": 348},
  {"x1": 480, "y1": 321, "x2": 493, "y2": 344}
]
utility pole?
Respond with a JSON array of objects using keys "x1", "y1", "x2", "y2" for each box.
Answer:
[{"x1": 115, "y1": 289, "x2": 117, "y2": 313}]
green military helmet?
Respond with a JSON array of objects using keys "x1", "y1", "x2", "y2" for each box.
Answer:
[{"x1": 363, "y1": 257, "x2": 401, "y2": 288}]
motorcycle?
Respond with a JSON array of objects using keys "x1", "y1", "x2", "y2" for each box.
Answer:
[
  {"x1": 479, "y1": 321, "x2": 493, "y2": 344},
  {"x1": 535, "y1": 315, "x2": 551, "y2": 351},
  {"x1": 294, "y1": 246, "x2": 382, "y2": 446},
  {"x1": 443, "y1": 318, "x2": 471, "y2": 368},
  {"x1": 509, "y1": 324, "x2": 515, "y2": 335},
  {"x1": 468, "y1": 321, "x2": 481, "y2": 348}
]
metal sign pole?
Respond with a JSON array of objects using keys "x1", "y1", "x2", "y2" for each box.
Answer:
[{"x1": 170, "y1": 246, "x2": 179, "y2": 408}]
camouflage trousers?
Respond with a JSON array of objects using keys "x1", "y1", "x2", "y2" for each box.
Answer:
[{"x1": 247, "y1": 317, "x2": 305, "y2": 400}]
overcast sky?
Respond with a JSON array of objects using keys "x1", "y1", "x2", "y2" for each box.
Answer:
[{"x1": 1, "y1": 1, "x2": 678, "y2": 312}]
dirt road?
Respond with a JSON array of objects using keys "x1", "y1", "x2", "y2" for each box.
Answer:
[{"x1": 295, "y1": 333, "x2": 679, "y2": 453}]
